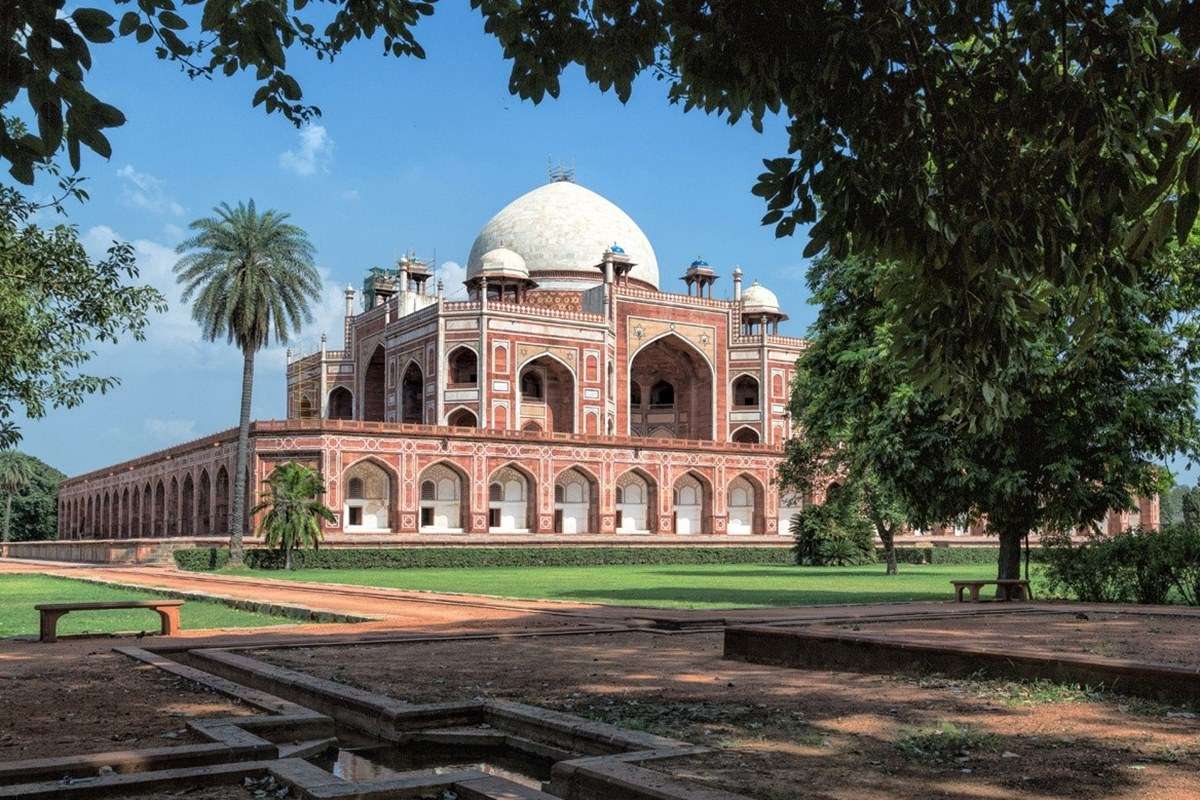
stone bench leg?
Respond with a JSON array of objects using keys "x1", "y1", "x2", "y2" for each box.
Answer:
[
  {"x1": 39, "y1": 610, "x2": 68, "y2": 643},
  {"x1": 155, "y1": 607, "x2": 181, "y2": 636},
  {"x1": 969, "y1": 585, "x2": 982, "y2": 602}
]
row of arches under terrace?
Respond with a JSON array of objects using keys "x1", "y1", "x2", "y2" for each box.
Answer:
[
  {"x1": 59, "y1": 466, "x2": 250, "y2": 539},
  {"x1": 334, "y1": 457, "x2": 788, "y2": 536},
  {"x1": 331, "y1": 334, "x2": 773, "y2": 442}
]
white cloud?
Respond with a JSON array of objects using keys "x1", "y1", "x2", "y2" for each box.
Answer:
[
  {"x1": 278, "y1": 125, "x2": 334, "y2": 176},
  {"x1": 340, "y1": 189, "x2": 360, "y2": 202},
  {"x1": 143, "y1": 418, "x2": 197, "y2": 441},
  {"x1": 116, "y1": 164, "x2": 184, "y2": 217},
  {"x1": 436, "y1": 260, "x2": 467, "y2": 299}
]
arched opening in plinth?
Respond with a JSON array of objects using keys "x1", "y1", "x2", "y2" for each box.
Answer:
[
  {"x1": 327, "y1": 386, "x2": 353, "y2": 420},
  {"x1": 167, "y1": 477, "x2": 179, "y2": 536},
  {"x1": 616, "y1": 469, "x2": 656, "y2": 534},
  {"x1": 120, "y1": 487, "x2": 130, "y2": 538},
  {"x1": 629, "y1": 334, "x2": 714, "y2": 440},
  {"x1": 488, "y1": 464, "x2": 535, "y2": 532},
  {"x1": 180, "y1": 474, "x2": 195, "y2": 536},
  {"x1": 142, "y1": 484, "x2": 152, "y2": 537},
  {"x1": 363, "y1": 345, "x2": 386, "y2": 421},
  {"x1": 214, "y1": 467, "x2": 230, "y2": 534},
  {"x1": 727, "y1": 474, "x2": 763, "y2": 535},
  {"x1": 342, "y1": 458, "x2": 394, "y2": 532},
  {"x1": 418, "y1": 462, "x2": 466, "y2": 532},
  {"x1": 554, "y1": 467, "x2": 598, "y2": 534},
  {"x1": 447, "y1": 407, "x2": 478, "y2": 428},
  {"x1": 153, "y1": 481, "x2": 166, "y2": 537},
  {"x1": 197, "y1": 469, "x2": 212, "y2": 535},
  {"x1": 130, "y1": 487, "x2": 141, "y2": 538},
  {"x1": 673, "y1": 471, "x2": 711, "y2": 534},
  {"x1": 518, "y1": 355, "x2": 575, "y2": 434},
  {"x1": 731, "y1": 426, "x2": 760, "y2": 444}
]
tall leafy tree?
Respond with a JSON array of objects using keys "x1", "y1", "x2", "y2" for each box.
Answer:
[
  {"x1": 0, "y1": 185, "x2": 165, "y2": 449},
  {"x1": 174, "y1": 201, "x2": 319, "y2": 565},
  {"x1": 4, "y1": 1, "x2": 1200, "y2": 431},
  {"x1": 0, "y1": 451, "x2": 32, "y2": 543},
  {"x1": 0, "y1": 451, "x2": 63, "y2": 542},
  {"x1": 787, "y1": 254, "x2": 1200, "y2": 580},
  {"x1": 251, "y1": 462, "x2": 333, "y2": 570},
  {"x1": 782, "y1": 255, "x2": 913, "y2": 574}
]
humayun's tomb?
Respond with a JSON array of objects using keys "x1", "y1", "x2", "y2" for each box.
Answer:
[{"x1": 52, "y1": 176, "x2": 1159, "y2": 547}]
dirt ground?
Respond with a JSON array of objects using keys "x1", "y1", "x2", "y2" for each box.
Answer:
[
  {"x1": 832, "y1": 610, "x2": 1200, "y2": 667},
  {"x1": 0, "y1": 641, "x2": 250, "y2": 761},
  {"x1": 259, "y1": 630, "x2": 1200, "y2": 800}
]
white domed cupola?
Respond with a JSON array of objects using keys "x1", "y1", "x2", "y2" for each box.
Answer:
[
  {"x1": 740, "y1": 279, "x2": 788, "y2": 335},
  {"x1": 467, "y1": 180, "x2": 659, "y2": 291},
  {"x1": 467, "y1": 247, "x2": 537, "y2": 303}
]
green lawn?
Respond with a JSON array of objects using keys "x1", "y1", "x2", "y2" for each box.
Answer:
[
  {"x1": 0, "y1": 575, "x2": 297, "y2": 638},
  {"x1": 224, "y1": 563, "x2": 999, "y2": 609}
]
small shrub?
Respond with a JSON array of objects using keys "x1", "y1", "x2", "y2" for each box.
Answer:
[
  {"x1": 895, "y1": 722, "x2": 998, "y2": 763},
  {"x1": 791, "y1": 503, "x2": 875, "y2": 566},
  {"x1": 1041, "y1": 524, "x2": 1200, "y2": 605}
]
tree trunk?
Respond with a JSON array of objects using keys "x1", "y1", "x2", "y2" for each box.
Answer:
[
  {"x1": 285, "y1": 546, "x2": 293, "y2": 571},
  {"x1": 2, "y1": 493, "x2": 11, "y2": 543},
  {"x1": 997, "y1": 526, "x2": 1024, "y2": 581},
  {"x1": 876, "y1": 522, "x2": 898, "y2": 574},
  {"x1": 229, "y1": 348, "x2": 256, "y2": 567}
]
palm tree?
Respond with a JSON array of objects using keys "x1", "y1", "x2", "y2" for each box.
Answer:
[
  {"x1": 0, "y1": 452, "x2": 33, "y2": 543},
  {"x1": 175, "y1": 201, "x2": 320, "y2": 565},
  {"x1": 251, "y1": 462, "x2": 333, "y2": 570}
]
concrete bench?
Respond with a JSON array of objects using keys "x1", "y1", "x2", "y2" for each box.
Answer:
[
  {"x1": 951, "y1": 579, "x2": 1032, "y2": 603},
  {"x1": 35, "y1": 599, "x2": 184, "y2": 642}
]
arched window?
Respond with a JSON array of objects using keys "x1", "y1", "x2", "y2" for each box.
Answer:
[
  {"x1": 522, "y1": 421, "x2": 542, "y2": 433},
  {"x1": 554, "y1": 484, "x2": 565, "y2": 503},
  {"x1": 615, "y1": 487, "x2": 624, "y2": 504},
  {"x1": 401, "y1": 363, "x2": 423, "y2": 424},
  {"x1": 420, "y1": 480, "x2": 435, "y2": 501},
  {"x1": 348, "y1": 477, "x2": 364, "y2": 499},
  {"x1": 327, "y1": 386, "x2": 353, "y2": 420},
  {"x1": 489, "y1": 483, "x2": 502, "y2": 502},
  {"x1": 521, "y1": 372, "x2": 543, "y2": 399},
  {"x1": 733, "y1": 375, "x2": 759, "y2": 407},
  {"x1": 650, "y1": 380, "x2": 674, "y2": 407},
  {"x1": 448, "y1": 347, "x2": 478, "y2": 384}
]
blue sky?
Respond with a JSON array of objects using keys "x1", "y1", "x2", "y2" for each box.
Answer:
[{"x1": 12, "y1": 3, "x2": 814, "y2": 476}]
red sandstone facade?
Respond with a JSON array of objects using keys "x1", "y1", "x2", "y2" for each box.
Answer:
[{"x1": 55, "y1": 179, "x2": 1158, "y2": 542}]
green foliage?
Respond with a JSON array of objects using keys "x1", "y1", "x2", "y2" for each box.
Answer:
[
  {"x1": 174, "y1": 201, "x2": 319, "y2": 353},
  {"x1": 1041, "y1": 525, "x2": 1200, "y2": 605},
  {"x1": 895, "y1": 722, "x2": 998, "y2": 763},
  {"x1": 785, "y1": 253, "x2": 1200, "y2": 580},
  {"x1": 5, "y1": 1, "x2": 1199, "y2": 430},
  {"x1": 251, "y1": 462, "x2": 334, "y2": 570},
  {"x1": 0, "y1": 451, "x2": 63, "y2": 542},
  {"x1": 0, "y1": 188, "x2": 166, "y2": 449},
  {"x1": 790, "y1": 487, "x2": 875, "y2": 567},
  {"x1": 174, "y1": 546, "x2": 796, "y2": 572},
  {"x1": 468, "y1": 0, "x2": 1200, "y2": 430}
]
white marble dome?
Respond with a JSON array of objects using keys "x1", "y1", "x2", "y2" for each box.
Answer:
[
  {"x1": 476, "y1": 247, "x2": 530, "y2": 280},
  {"x1": 466, "y1": 180, "x2": 659, "y2": 290},
  {"x1": 742, "y1": 280, "x2": 785, "y2": 317}
]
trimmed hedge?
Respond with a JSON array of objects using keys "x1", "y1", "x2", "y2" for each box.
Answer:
[
  {"x1": 174, "y1": 544, "x2": 1029, "y2": 572},
  {"x1": 174, "y1": 546, "x2": 796, "y2": 571},
  {"x1": 889, "y1": 547, "x2": 1044, "y2": 565}
]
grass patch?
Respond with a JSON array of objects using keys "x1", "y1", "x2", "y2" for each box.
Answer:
[
  {"x1": 896, "y1": 722, "x2": 999, "y2": 763},
  {"x1": 0, "y1": 574, "x2": 297, "y2": 637},
  {"x1": 219, "y1": 563, "x2": 996, "y2": 609}
]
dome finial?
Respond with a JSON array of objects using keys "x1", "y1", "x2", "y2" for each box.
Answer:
[{"x1": 547, "y1": 156, "x2": 576, "y2": 183}]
